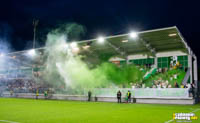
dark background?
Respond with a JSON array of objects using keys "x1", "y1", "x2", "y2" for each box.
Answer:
[{"x1": 0, "y1": 0, "x2": 199, "y2": 59}]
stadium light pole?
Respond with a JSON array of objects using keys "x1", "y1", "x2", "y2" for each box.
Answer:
[
  {"x1": 33, "y1": 19, "x2": 39, "y2": 49},
  {"x1": 32, "y1": 19, "x2": 39, "y2": 78},
  {"x1": 28, "y1": 48, "x2": 36, "y2": 78}
]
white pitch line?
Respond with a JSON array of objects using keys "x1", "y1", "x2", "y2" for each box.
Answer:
[
  {"x1": 165, "y1": 119, "x2": 173, "y2": 123},
  {"x1": 190, "y1": 108, "x2": 200, "y2": 113},
  {"x1": 165, "y1": 108, "x2": 200, "y2": 123},
  {"x1": 0, "y1": 120, "x2": 19, "y2": 123}
]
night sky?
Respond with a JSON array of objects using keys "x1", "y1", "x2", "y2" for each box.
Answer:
[{"x1": 0, "y1": 0, "x2": 199, "y2": 58}]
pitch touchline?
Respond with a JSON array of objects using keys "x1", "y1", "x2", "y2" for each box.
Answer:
[
  {"x1": 190, "y1": 108, "x2": 200, "y2": 113},
  {"x1": 0, "y1": 120, "x2": 19, "y2": 123},
  {"x1": 164, "y1": 108, "x2": 200, "y2": 123}
]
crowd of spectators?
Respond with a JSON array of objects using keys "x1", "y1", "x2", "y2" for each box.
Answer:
[
  {"x1": 0, "y1": 78, "x2": 50, "y2": 94},
  {"x1": 5, "y1": 79, "x2": 37, "y2": 93},
  {"x1": 131, "y1": 80, "x2": 194, "y2": 89}
]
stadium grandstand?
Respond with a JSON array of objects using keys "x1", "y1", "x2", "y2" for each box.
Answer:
[{"x1": 0, "y1": 26, "x2": 199, "y2": 104}]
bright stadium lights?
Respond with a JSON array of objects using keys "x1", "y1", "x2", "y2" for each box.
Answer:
[
  {"x1": 70, "y1": 42, "x2": 77, "y2": 48},
  {"x1": 0, "y1": 53, "x2": 5, "y2": 57},
  {"x1": 168, "y1": 33, "x2": 177, "y2": 37},
  {"x1": 129, "y1": 31, "x2": 138, "y2": 39},
  {"x1": 97, "y1": 36, "x2": 105, "y2": 44},
  {"x1": 28, "y1": 49, "x2": 36, "y2": 56},
  {"x1": 122, "y1": 40, "x2": 128, "y2": 43}
]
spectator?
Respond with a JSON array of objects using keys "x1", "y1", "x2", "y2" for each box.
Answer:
[
  {"x1": 189, "y1": 83, "x2": 195, "y2": 98},
  {"x1": 10, "y1": 90, "x2": 13, "y2": 97},
  {"x1": 168, "y1": 84, "x2": 172, "y2": 88},
  {"x1": 117, "y1": 90, "x2": 122, "y2": 103},
  {"x1": 44, "y1": 90, "x2": 48, "y2": 99},
  {"x1": 174, "y1": 82, "x2": 179, "y2": 88},
  {"x1": 127, "y1": 90, "x2": 131, "y2": 103},
  {"x1": 36, "y1": 89, "x2": 39, "y2": 99},
  {"x1": 157, "y1": 82, "x2": 161, "y2": 88},
  {"x1": 180, "y1": 84, "x2": 184, "y2": 88},
  {"x1": 88, "y1": 90, "x2": 92, "y2": 101}
]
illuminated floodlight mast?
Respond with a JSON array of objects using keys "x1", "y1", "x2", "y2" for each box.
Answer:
[
  {"x1": 129, "y1": 31, "x2": 138, "y2": 39},
  {"x1": 28, "y1": 49, "x2": 36, "y2": 56},
  {"x1": 97, "y1": 37, "x2": 105, "y2": 43},
  {"x1": 70, "y1": 42, "x2": 77, "y2": 48}
]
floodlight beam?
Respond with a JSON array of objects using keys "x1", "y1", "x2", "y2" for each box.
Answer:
[
  {"x1": 70, "y1": 42, "x2": 77, "y2": 48},
  {"x1": 97, "y1": 37, "x2": 105, "y2": 43},
  {"x1": 28, "y1": 49, "x2": 36, "y2": 56},
  {"x1": 129, "y1": 32, "x2": 138, "y2": 39}
]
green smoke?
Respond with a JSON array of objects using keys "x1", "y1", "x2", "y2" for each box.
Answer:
[
  {"x1": 37, "y1": 23, "x2": 186, "y2": 94},
  {"x1": 40, "y1": 23, "x2": 144, "y2": 94}
]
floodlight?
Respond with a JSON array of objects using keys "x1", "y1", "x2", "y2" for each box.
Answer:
[
  {"x1": 129, "y1": 32, "x2": 138, "y2": 38},
  {"x1": 122, "y1": 40, "x2": 128, "y2": 43},
  {"x1": 97, "y1": 37, "x2": 105, "y2": 43},
  {"x1": 0, "y1": 53, "x2": 5, "y2": 57},
  {"x1": 28, "y1": 49, "x2": 36, "y2": 56},
  {"x1": 70, "y1": 42, "x2": 77, "y2": 48},
  {"x1": 168, "y1": 33, "x2": 177, "y2": 37}
]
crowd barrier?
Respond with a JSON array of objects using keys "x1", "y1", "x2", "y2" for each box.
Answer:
[
  {"x1": 1, "y1": 88, "x2": 194, "y2": 105},
  {"x1": 92, "y1": 88, "x2": 190, "y2": 99}
]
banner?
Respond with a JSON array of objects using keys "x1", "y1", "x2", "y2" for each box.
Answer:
[{"x1": 92, "y1": 88, "x2": 189, "y2": 98}]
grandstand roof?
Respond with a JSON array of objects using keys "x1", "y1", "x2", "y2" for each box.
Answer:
[{"x1": 0, "y1": 26, "x2": 191, "y2": 71}]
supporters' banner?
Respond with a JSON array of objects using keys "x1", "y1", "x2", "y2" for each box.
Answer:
[{"x1": 93, "y1": 88, "x2": 189, "y2": 98}]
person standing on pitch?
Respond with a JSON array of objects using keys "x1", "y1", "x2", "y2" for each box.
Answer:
[
  {"x1": 88, "y1": 90, "x2": 92, "y2": 101},
  {"x1": 117, "y1": 90, "x2": 122, "y2": 103},
  {"x1": 44, "y1": 90, "x2": 48, "y2": 99},
  {"x1": 36, "y1": 89, "x2": 39, "y2": 99},
  {"x1": 127, "y1": 90, "x2": 131, "y2": 103}
]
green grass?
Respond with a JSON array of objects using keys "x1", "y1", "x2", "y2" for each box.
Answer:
[{"x1": 0, "y1": 98, "x2": 200, "y2": 123}]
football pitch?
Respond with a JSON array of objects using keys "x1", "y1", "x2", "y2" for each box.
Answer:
[{"x1": 0, "y1": 98, "x2": 199, "y2": 123}]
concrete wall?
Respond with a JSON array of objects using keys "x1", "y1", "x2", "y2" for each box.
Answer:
[
  {"x1": 136, "y1": 98, "x2": 195, "y2": 105},
  {"x1": 2, "y1": 92, "x2": 194, "y2": 105}
]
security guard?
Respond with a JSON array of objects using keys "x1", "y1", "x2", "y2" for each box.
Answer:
[{"x1": 127, "y1": 90, "x2": 131, "y2": 103}]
